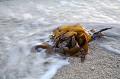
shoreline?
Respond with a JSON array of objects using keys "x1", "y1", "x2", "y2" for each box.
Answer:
[{"x1": 53, "y1": 43, "x2": 120, "y2": 79}]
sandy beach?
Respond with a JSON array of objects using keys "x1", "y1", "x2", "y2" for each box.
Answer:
[
  {"x1": 53, "y1": 43, "x2": 120, "y2": 79},
  {"x1": 0, "y1": 0, "x2": 120, "y2": 79}
]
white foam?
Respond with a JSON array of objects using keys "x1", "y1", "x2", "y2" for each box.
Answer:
[
  {"x1": 100, "y1": 44, "x2": 120, "y2": 54},
  {"x1": 40, "y1": 58, "x2": 69, "y2": 79},
  {"x1": 22, "y1": 13, "x2": 34, "y2": 20},
  {"x1": 2, "y1": 39, "x2": 69, "y2": 79},
  {"x1": 0, "y1": 0, "x2": 120, "y2": 79}
]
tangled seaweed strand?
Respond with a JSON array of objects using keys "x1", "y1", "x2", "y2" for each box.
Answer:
[{"x1": 33, "y1": 24, "x2": 112, "y2": 62}]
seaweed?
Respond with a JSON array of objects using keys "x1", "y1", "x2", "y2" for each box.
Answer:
[{"x1": 33, "y1": 24, "x2": 112, "y2": 62}]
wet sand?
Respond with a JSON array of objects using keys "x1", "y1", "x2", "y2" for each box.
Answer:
[{"x1": 53, "y1": 43, "x2": 120, "y2": 79}]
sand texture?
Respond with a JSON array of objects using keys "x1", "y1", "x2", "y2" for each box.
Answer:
[{"x1": 53, "y1": 43, "x2": 120, "y2": 79}]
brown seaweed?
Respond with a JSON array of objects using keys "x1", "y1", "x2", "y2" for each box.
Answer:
[{"x1": 33, "y1": 24, "x2": 112, "y2": 62}]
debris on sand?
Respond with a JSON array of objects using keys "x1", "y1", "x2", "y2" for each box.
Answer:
[{"x1": 33, "y1": 24, "x2": 112, "y2": 62}]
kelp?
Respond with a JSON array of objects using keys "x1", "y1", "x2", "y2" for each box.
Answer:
[{"x1": 33, "y1": 24, "x2": 112, "y2": 62}]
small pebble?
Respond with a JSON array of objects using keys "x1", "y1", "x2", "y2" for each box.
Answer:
[{"x1": 90, "y1": 67, "x2": 95, "y2": 71}]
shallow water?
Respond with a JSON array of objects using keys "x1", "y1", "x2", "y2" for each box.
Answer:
[{"x1": 0, "y1": 0, "x2": 120, "y2": 79}]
